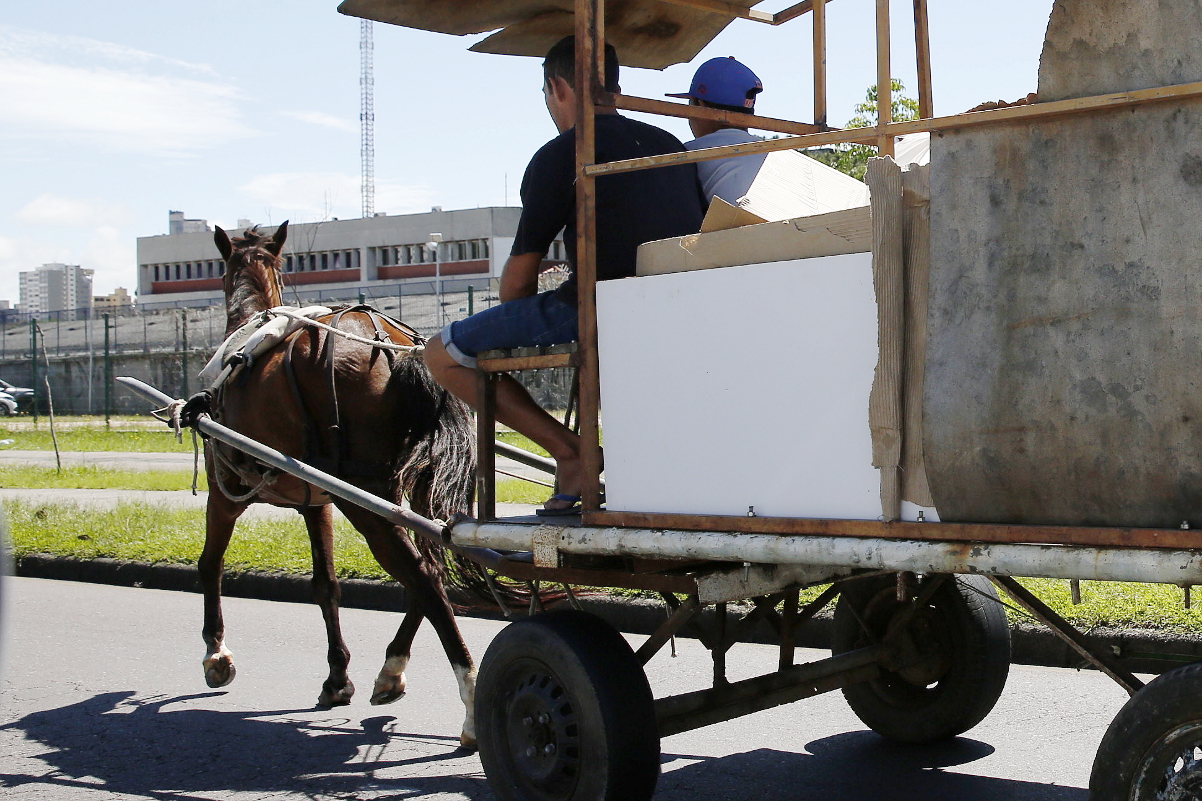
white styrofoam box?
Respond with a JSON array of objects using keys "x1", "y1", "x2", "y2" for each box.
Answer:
[{"x1": 598, "y1": 252, "x2": 929, "y2": 521}]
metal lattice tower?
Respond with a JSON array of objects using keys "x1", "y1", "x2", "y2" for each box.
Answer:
[{"x1": 360, "y1": 20, "x2": 375, "y2": 219}]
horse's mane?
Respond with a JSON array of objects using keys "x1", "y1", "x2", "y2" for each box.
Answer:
[
  {"x1": 225, "y1": 226, "x2": 285, "y2": 328},
  {"x1": 230, "y1": 226, "x2": 276, "y2": 252}
]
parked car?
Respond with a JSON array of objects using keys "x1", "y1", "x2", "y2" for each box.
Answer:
[
  {"x1": 0, "y1": 379, "x2": 34, "y2": 412},
  {"x1": 0, "y1": 392, "x2": 17, "y2": 416}
]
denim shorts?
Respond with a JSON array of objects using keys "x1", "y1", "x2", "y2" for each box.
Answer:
[{"x1": 439, "y1": 291, "x2": 578, "y2": 368}]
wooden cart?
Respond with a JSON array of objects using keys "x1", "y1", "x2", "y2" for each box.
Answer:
[{"x1": 134, "y1": 1, "x2": 1202, "y2": 797}]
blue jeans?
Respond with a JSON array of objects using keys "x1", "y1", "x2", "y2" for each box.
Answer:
[{"x1": 439, "y1": 291, "x2": 578, "y2": 368}]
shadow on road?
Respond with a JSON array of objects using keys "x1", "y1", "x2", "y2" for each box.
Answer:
[
  {"x1": 659, "y1": 732, "x2": 1087, "y2": 801},
  {"x1": 1, "y1": 690, "x2": 487, "y2": 800},
  {"x1": 5, "y1": 690, "x2": 1089, "y2": 800}
]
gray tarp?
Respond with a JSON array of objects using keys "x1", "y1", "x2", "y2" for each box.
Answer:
[{"x1": 925, "y1": 0, "x2": 1202, "y2": 528}]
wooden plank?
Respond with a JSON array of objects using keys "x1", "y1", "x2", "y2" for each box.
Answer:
[
  {"x1": 812, "y1": 0, "x2": 827, "y2": 127},
  {"x1": 656, "y1": 0, "x2": 774, "y2": 23},
  {"x1": 583, "y1": 80, "x2": 1202, "y2": 176},
  {"x1": 773, "y1": 0, "x2": 839, "y2": 26},
  {"x1": 581, "y1": 509, "x2": 1202, "y2": 550},
  {"x1": 913, "y1": 0, "x2": 933, "y2": 118},
  {"x1": 476, "y1": 353, "x2": 579, "y2": 371},
  {"x1": 875, "y1": 0, "x2": 893, "y2": 156},
  {"x1": 575, "y1": 0, "x2": 604, "y2": 515},
  {"x1": 476, "y1": 371, "x2": 496, "y2": 521},
  {"x1": 605, "y1": 93, "x2": 829, "y2": 136}
]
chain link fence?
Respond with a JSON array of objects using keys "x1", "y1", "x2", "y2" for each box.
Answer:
[{"x1": 0, "y1": 274, "x2": 574, "y2": 415}]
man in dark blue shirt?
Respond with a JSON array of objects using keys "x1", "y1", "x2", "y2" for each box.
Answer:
[{"x1": 425, "y1": 35, "x2": 704, "y2": 514}]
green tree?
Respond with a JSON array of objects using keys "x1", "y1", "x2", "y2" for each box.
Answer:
[{"x1": 806, "y1": 79, "x2": 919, "y2": 180}]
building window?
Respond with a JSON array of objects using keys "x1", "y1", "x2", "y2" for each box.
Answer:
[
  {"x1": 154, "y1": 265, "x2": 160, "y2": 281},
  {"x1": 481, "y1": 239, "x2": 490, "y2": 258},
  {"x1": 174, "y1": 264, "x2": 181, "y2": 280}
]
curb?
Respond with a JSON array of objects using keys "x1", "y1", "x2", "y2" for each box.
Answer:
[{"x1": 15, "y1": 553, "x2": 1202, "y2": 675}]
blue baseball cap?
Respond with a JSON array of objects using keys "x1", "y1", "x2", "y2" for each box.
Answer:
[{"x1": 667, "y1": 56, "x2": 762, "y2": 109}]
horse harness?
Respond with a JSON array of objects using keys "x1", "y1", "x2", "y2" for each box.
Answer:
[{"x1": 208, "y1": 305, "x2": 427, "y2": 508}]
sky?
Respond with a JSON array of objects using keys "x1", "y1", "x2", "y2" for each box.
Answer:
[{"x1": 0, "y1": 0, "x2": 1056, "y2": 302}]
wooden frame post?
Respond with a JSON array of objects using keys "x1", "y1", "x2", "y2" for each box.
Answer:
[
  {"x1": 875, "y1": 0, "x2": 894, "y2": 156},
  {"x1": 913, "y1": 0, "x2": 934, "y2": 118},
  {"x1": 476, "y1": 370, "x2": 496, "y2": 520},
  {"x1": 812, "y1": 0, "x2": 827, "y2": 127},
  {"x1": 575, "y1": 0, "x2": 604, "y2": 513}
]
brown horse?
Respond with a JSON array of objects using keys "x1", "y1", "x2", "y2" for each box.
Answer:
[{"x1": 197, "y1": 222, "x2": 482, "y2": 746}]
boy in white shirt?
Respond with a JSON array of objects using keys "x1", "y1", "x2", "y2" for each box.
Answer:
[{"x1": 667, "y1": 56, "x2": 766, "y2": 205}]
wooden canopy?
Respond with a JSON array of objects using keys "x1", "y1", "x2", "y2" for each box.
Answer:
[{"x1": 336, "y1": 0, "x2": 765, "y2": 69}]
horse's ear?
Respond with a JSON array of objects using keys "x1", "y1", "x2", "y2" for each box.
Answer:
[
  {"x1": 267, "y1": 220, "x2": 289, "y2": 255},
  {"x1": 214, "y1": 226, "x2": 232, "y2": 262}
]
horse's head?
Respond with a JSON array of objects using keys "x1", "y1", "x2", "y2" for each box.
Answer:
[{"x1": 214, "y1": 221, "x2": 288, "y2": 329}]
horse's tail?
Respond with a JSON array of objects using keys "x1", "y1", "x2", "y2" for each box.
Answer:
[{"x1": 390, "y1": 353, "x2": 550, "y2": 612}]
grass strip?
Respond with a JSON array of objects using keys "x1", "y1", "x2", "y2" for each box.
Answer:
[
  {"x1": 0, "y1": 465, "x2": 540, "y2": 504},
  {"x1": 0, "y1": 426, "x2": 193, "y2": 453},
  {"x1": 6, "y1": 501, "x2": 389, "y2": 580},
  {"x1": 7, "y1": 499, "x2": 1202, "y2": 632}
]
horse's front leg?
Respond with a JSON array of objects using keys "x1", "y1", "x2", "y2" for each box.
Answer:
[
  {"x1": 199, "y1": 486, "x2": 246, "y2": 688},
  {"x1": 302, "y1": 503, "x2": 355, "y2": 707}
]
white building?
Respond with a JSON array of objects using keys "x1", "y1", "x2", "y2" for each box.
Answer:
[
  {"x1": 137, "y1": 207, "x2": 567, "y2": 310},
  {"x1": 19, "y1": 263, "x2": 94, "y2": 319}
]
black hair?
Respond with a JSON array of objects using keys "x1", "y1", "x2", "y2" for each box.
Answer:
[
  {"x1": 700, "y1": 99, "x2": 756, "y2": 115},
  {"x1": 543, "y1": 35, "x2": 620, "y2": 93}
]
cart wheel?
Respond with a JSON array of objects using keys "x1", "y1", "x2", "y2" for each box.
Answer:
[
  {"x1": 1090, "y1": 662, "x2": 1202, "y2": 800},
  {"x1": 475, "y1": 610, "x2": 660, "y2": 801},
  {"x1": 831, "y1": 573, "x2": 1010, "y2": 743}
]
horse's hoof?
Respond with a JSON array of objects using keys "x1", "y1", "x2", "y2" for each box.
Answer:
[
  {"x1": 370, "y1": 672, "x2": 407, "y2": 705},
  {"x1": 369, "y1": 688, "x2": 406, "y2": 706},
  {"x1": 459, "y1": 731, "x2": 478, "y2": 751},
  {"x1": 204, "y1": 659, "x2": 236, "y2": 688},
  {"x1": 318, "y1": 680, "x2": 355, "y2": 708}
]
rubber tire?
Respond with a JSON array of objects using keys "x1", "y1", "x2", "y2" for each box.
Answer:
[
  {"x1": 475, "y1": 610, "x2": 660, "y2": 801},
  {"x1": 1090, "y1": 662, "x2": 1202, "y2": 801},
  {"x1": 832, "y1": 573, "x2": 1011, "y2": 743}
]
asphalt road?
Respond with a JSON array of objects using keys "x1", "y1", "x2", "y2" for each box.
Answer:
[{"x1": 1, "y1": 577, "x2": 1133, "y2": 800}]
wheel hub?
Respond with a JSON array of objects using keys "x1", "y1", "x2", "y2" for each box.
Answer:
[
  {"x1": 503, "y1": 668, "x2": 581, "y2": 798},
  {"x1": 1136, "y1": 724, "x2": 1202, "y2": 801}
]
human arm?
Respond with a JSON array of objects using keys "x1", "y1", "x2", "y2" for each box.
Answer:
[{"x1": 499, "y1": 251, "x2": 545, "y2": 302}]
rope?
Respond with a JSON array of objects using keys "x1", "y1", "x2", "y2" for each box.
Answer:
[
  {"x1": 191, "y1": 428, "x2": 201, "y2": 496},
  {"x1": 210, "y1": 443, "x2": 280, "y2": 503},
  {"x1": 268, "y1": 307, "x2": 425, "y2": 355},
  {"x1": 151, "y1": 399, "x2": 187, "y2": 443}
]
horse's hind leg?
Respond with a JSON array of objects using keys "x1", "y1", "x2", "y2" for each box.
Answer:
[
  {"x1": 199, "y1": 490, "x2": 247, "y2": 688},
  {"x1": 334, "y1": 500, "x2": 478, "y2": 748},
  {"x1": 302, "y1": 504, "x2": 355, "y2": 708},
  {"x1": 370, "y1": 606, "x2": 424, "y2": 705}
]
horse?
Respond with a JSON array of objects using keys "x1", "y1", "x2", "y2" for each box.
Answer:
[{"x1": 195, "y1": 222, "x2": 484, "y2": 747}]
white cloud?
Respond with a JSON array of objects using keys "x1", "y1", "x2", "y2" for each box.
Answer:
[
  {"x1": 238, "y1": 171, "x2": 434, "y2": 221},
  {"x1": 0, "y1": 26, "x2": 257, "y2": 156},
  {"x1": 18, "y1": 194, "x2": 134, "y2": 228},
  {"x1": 83, "y1": 227, "x2": 136, "y2": 296},
  {"x1": 283, "y1": 111, "x2": 356, "y2": 133},
  {"x1": 0, "y1": 25, "x2": 219, "y2": 77}
]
